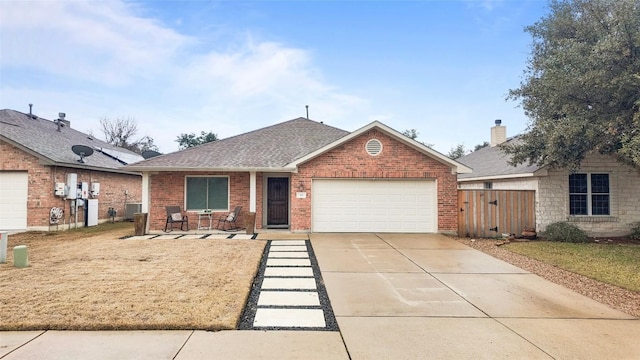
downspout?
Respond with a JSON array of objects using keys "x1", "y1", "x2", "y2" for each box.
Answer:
[
  {"x1": 141, "y1": 172, "x2": 150, "y2": 233},
  {"x1": 249, "y1": 171, "x2": 257, "y2": 212}
]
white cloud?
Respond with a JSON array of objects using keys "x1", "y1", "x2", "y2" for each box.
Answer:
[
  {"x1": 465, "y1": 0, "x2": 505, "y2": 12},
  {"x1": 0, "y1": 0, "x2": 192, "y2": 85},
  {"x1": 0, "y1": 0, "x2": 371, "y2": 152}
]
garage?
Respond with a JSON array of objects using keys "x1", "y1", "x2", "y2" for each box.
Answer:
[
  {"x1": 0, "y1": 171, "x2": 28, "y2": 231},
  {"x1": 312, "y1": 179, "x2": 437, "y2": 233}
]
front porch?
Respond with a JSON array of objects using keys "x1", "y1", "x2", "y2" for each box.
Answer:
[{"x1": 141, "y1": 171, "x2": 301, "y2": 233}]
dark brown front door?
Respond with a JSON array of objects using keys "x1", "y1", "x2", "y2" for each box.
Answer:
[{"x1": 267, "y1": 178, "x2": 289, "y2": 226}]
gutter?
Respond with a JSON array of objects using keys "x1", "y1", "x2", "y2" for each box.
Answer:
[
  {"x1": 123, "y1": 166, "x2": 299, "y2": 173},
  {"x1": 457, "y1": 173, "x2": 538, "y2": 182}
]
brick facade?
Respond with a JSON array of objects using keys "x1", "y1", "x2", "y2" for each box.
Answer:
[
  {"x1": 145, "y1": 129, "x2": 460, "y2": 234},
  {"x1": 292, "y1": 129, "x2": 459, "y2": 233},
  {"x1": 147, "y1": 172, "x2": 255, "y2": 231},
  {"x1": 1, "y1": 140, "x2": 141, "y2": 230}
]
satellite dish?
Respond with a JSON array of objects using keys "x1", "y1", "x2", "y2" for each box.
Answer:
[
  {"x1": 71, "y1": 145, "x2": 94, "y2": 163},
  {"x1": 142, "y1": 150, "x2": 162, "y2": 159}
]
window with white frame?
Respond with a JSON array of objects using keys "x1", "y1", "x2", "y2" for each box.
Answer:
[
  {"x1": 568, "y1": 173, "x2": 610, "y2": 216},
  {"x1": 185, "y1": 176, "x2": 229, "y2": 211}
]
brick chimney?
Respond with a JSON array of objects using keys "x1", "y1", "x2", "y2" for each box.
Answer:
[{"x1": 490, "y1": 119, "x2": 506, "y2": 147}]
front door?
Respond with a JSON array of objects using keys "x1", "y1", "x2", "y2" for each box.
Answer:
[{"x1": 267, "y1": 178, "x2": 289, "y2": 226}]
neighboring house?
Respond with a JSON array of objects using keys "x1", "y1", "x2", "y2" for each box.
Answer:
[
  {"x1": 457, "y1": 120, "x2": 640, "y2": 237},
  {"x1": 125, "y1": 119, "x2": 471, "y2": 234},
  {"x1": 0, "y1": 109, "x2": 143, "y2": 231}
]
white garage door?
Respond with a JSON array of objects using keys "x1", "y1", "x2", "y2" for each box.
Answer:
[
  {"x1": 312, "y1": 179, "x2": 437, "y2": 233},
  {"x1": 0, "y1": 172, "x2": 28, "y2": 231}
]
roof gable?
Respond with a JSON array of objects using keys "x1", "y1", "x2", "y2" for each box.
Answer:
[
  {"x1": 288, "y1": 121, "x2": 472, "y2": 173},
  {"x1": 0, "y1": 109, "x2": 143, "y2": 172},
  {"x1": 457, "y1": 137, "x2": 541, "y2": 181},
  {"x1": 125, "y1": 118, "x2": 349, "y2": 171}
]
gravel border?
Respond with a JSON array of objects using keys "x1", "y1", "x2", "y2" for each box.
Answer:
[
  {"x1": 237, "y1": 240, "x2": 339, "y2": 331},
  {"x1": 456, "y1": 238, "x2": 640, "y2": 318}
]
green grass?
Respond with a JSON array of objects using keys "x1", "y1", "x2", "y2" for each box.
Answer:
[{"x1": 505, "y1": 241, "x2": 640, "y2": 292}]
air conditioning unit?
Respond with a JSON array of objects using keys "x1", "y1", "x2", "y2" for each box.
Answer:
[{"x1": 124, "y1": 203, "x2": 142, "y2": 221}]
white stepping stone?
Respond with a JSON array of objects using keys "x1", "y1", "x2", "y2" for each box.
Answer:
[
  {"x1": 205, "y1": 234, "x2": 232, "y2": 239},
  {"x1": 261, "y1": 278, "x2": 317, "y2": 290},
  {"x1": 153, "y1": 235, "x2": 182, "y2": 240},
  {"x1": 124, "y1": 235, "x2": 157, "y2": 240},
  {"x1": 179, "y1": 234, "x2": 205, "y2": 239},
  {"x1": 264, "y1": 267, "x2": 314, "y2": 277},
  {"x1": 232, "y1": 234, "x2": 255, "y2": 240},
  {"x1": 271, "y1": 240, "x2": 306, "y2": 246},
  {"x1": 266, "y1": 258, "x2": 311, "y2": 266},
  {"x1": 253, "y1": 308, "x2": 326, "y2": 328},
  {"x1": 269, "y1": 245, "x2": 307, "y2": 252},
  {"x1": 257, "y1": 291, "x2": 320, "y2": 306},
  {"x1": 268, "y1": 251, "x2": 309, "y2": 258}
]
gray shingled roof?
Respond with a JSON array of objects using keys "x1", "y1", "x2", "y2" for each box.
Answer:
[
  {"x1": 0, "y1": 109, "x2": 143, "y2": 172},
  {"x1": 125, "y1": 118, "x2": 350, "y2": 171},
  {"x1": 457, "y1": 138, "x2": 541, "y2": 180}
]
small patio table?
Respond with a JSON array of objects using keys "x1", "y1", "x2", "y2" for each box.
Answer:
[{"x1": 197, "y1": 210, "x2": 213, "y2": 231}]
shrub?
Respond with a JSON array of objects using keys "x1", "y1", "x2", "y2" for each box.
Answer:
[
  {"x1": 541, "y1": 222, "x2": 589, "y2": 243},
  {"x1": 630, "y1": 222, "x2": 640, "y2": 240}
]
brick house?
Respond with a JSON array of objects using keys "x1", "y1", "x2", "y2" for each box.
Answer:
[
  {"x1": 457, "y1": 120, "x2": 640, "y2": 237},
  {"x1": 0, "y1": 109, "x2": 143, "y2": 231},
  {"x1": 125, "y1": 119, "x2": 471, "y2": 234}
]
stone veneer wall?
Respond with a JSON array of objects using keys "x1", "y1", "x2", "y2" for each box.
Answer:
[
  {"x1": 539, "y1": 153, "x2": 640, "y2": 237},
  {"x1": 459, "y1": 153, "x2": 640, "y2": 236}
]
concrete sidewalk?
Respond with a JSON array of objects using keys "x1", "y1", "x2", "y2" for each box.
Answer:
[
  {"x1": 0, "y1": 330, "x2": 348, "y2": 360},
  {"x1": 2, "y1": 233, "x2": 639, "y2": 359}
]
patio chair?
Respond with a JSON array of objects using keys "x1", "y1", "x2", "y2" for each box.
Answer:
[
  {"x1": 165, "y1": 206, "x2": 189, "y2": 232},
  {"x1": 216, "y1": 206, "x2": 242, "y2": 231}
]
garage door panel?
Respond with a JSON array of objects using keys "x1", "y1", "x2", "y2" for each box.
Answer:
[
  {"x1": 312, "y1": 179, "x2": 436, "y2": 233},
  {"x1": 0, "y1": 172, "x2": 28, "y2": 230}
]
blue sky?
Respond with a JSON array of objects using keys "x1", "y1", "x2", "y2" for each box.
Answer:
[{"x1": 0, "y1": 0, "x2": 548, "y2": 154}]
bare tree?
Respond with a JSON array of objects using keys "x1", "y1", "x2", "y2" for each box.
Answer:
[{"x1": 99, "y1": 117, "x2": 158, "y2": 154}]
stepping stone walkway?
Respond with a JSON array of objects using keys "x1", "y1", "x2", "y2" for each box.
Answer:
[
  {"x1": 239, "y1": 240, "x2": 338, "y2": 331},
  {"x1": 123, "y1": 234, "x2": 258, "y2": 240}
]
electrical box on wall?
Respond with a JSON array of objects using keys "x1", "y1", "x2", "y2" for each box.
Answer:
[
  {"x1": 81, "y1": 182, "x2": 89, "y2": 199},
  {"x1": 90, "y1": 182, "x2": 100, "y2": 197},
  {"x1": 54, "y1": 182, "x2": 65, "y2": 196},
  {"x1": 65, "y1": 173, "x2": 77, "y2": 199}
]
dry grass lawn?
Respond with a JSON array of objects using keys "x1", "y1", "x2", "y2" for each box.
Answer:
[{"x1": 0, "y1": 223, "x2": 265, "y2": 331}]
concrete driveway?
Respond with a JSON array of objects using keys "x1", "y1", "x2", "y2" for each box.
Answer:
[{"x1": 310, "y1": 233, "x2": 640, "y2": 359}]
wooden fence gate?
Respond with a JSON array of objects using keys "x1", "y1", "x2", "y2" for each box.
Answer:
[{"x1": 458, "y1": 190, "x2": 536, "y2": 238}]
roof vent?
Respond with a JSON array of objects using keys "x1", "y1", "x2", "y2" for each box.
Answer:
[
  {"x1": 365, "y1": 139, "x2": 383, "y2": 156},
  {"x1": 55, "y1": 113, "x2": 67, "y2": 131},
  {"x1": 28, "y1": 104, "x2": 36, "y2": 119}
]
